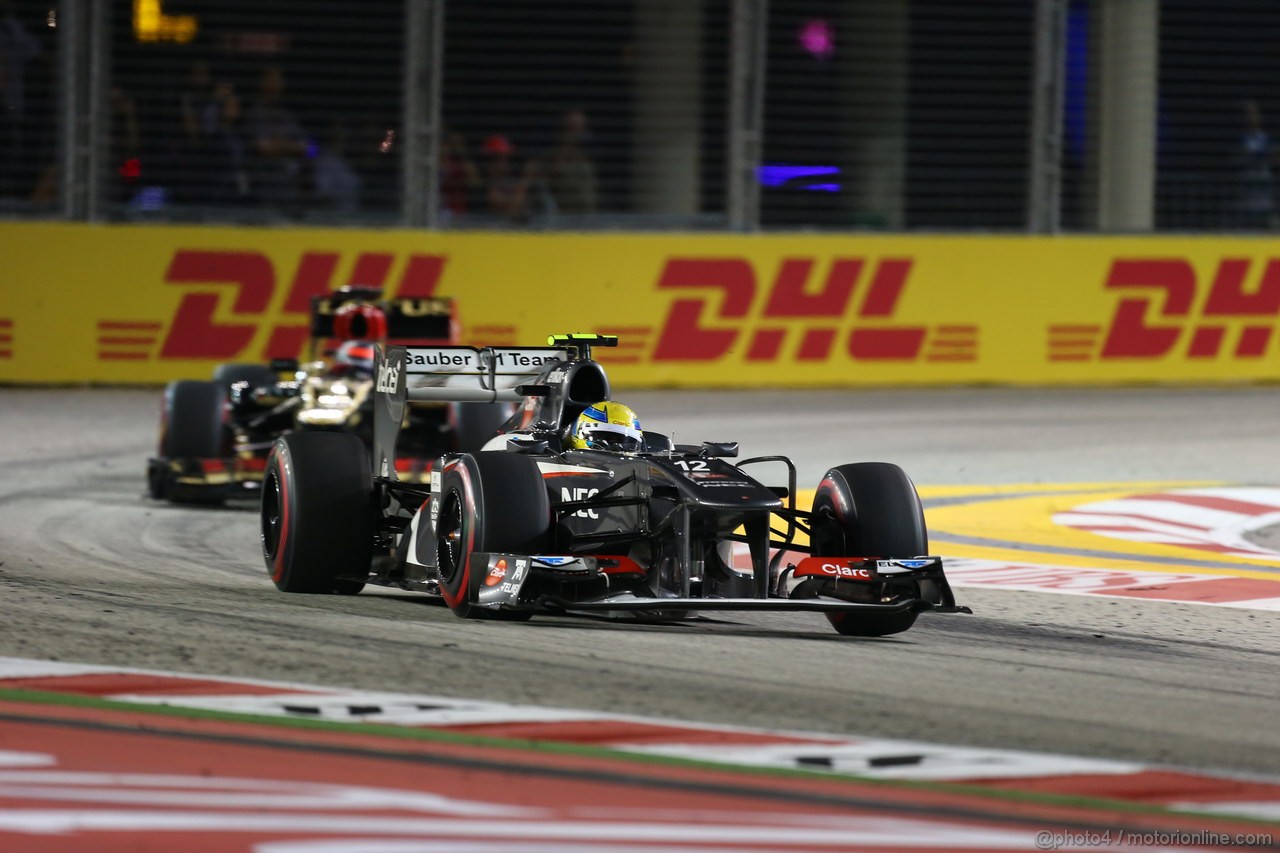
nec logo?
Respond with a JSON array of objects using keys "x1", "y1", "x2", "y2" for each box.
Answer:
[
  {"x1": 375, "y1": 361, "x2": 400, "y2": 394},
  {"x1": 152, "y1": 250, "x2": 446, "y2": 361},
  {"x1": 561, "y1": 487, "x2": 600, "y2": 519},
  {"x1": 649, "y1": 257, "x2": 977, "y2": 363},
  {"x1": 1051, "y1": 258, "x2": 1280, "y2": 361}
]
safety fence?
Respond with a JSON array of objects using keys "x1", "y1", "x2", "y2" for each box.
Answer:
[{"x1": 4, "y1": 1, "x2": 1280, "y2": 233}]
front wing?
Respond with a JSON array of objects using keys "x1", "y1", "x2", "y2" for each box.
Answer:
[
  {"x1": 465, "y1": 552, "x2": 971, "y2": 616},
  {"x1": 147, "y1": 455, "x2": 266, "y2": 499}
]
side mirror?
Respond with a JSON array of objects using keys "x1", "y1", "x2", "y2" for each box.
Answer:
[
  {"x1": 701, "y1": 441, "x2": 739, "y2": 458},
  {"x1": 642, "y1": 431, "x2": 674, "y2": 452}
]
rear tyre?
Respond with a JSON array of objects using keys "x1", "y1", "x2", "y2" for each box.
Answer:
[
  {"x1": 159, "y1": 380, "x2": 228, "y2": 504},
  {"x1": 261, "y1": 432, "x2": 372, "y2": 594},
  {"x1": 811, "y1": 462, "x2": 928, "y2": 637},
  {"x1": 213, "y1": 362, "x2": 279, "y2": 392},
  {"x1": 436, "y1": 452, "x2": 550, "y2": 619},
  {"x1": 452, "y1": 402, "x2": 515, "y2": 451}
]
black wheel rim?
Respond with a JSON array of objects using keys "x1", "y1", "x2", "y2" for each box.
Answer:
[
  {"x1": 436, "y1": 491, "x2": 464, "y2": 583},
  {"x1": 810, "y1": 503, "x2": 845, "y2": 556},
  {"x1": 261, "y1": 468, "x2": 282, "y2": 562}
]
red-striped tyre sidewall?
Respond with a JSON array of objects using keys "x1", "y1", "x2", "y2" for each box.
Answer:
[
  {"x1": 435, "y1": 452, "x2": 551, "y2": 619},
  {"x1": 436, "y1": 460, "x2": 479, "y2": 616},
  {"x1": 263, "y1": 446, "x2": 293, "y2": 585},
  {"x1": 261, "y1": 433, "x2": 373, "y2": 594}
]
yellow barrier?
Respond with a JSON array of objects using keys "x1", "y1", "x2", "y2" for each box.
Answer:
[{"x1": 3, "y1": 222, "x2": 1280, "y2": 385}]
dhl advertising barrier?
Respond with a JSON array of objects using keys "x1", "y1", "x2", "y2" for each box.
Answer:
[{"x1": 3, "y1": 221, "x2": 1280, "y2": 386}]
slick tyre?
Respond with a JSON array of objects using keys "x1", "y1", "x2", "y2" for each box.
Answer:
[
  {"x1": 262, "y1": 432, "x2": 372, "y2": 594},
  {"x1": 212, "y1": 362, "x2": 279, "y2": 392},
  {"x1": 159, "y1": 380, "x2": 228, "y2": 504},
  {"x1": 162, "y1": 380, "x2": 226, "y2": 459},
  {"x1": 435, "y1": 452, "x2": 550, "y2": 619},
  {"x1": 811, "y1": 462, "x2": 928, "y2": 637},
  {"x1": 451, "y1": 402, "x2": 514, "y2": 451}
]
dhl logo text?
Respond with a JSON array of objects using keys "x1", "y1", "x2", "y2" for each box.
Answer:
[
  {"x1": 645, "y1": 257, "x2": 977, "y2": 363},
  {"x1": 1051, "y1": 258, "x2": 1280, "y2": 361},
  {"x1": 100, "y1": 250, "x2": 445, "y2": 362}
]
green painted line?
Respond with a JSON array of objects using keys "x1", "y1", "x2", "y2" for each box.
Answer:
[{"x1": 1, "y1": 686, "x2": 1274, "y2": 828}]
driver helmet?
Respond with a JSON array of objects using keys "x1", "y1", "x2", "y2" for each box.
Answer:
[
  {"x1": 331, "y1": 339, "x2": 377, "y2": 378},
  {"x1": 333, "y1": 302, "x2": 388, "y2": 343},
  {"x1": 569, "y1": 401, "x2": 643, "y2": 452}
]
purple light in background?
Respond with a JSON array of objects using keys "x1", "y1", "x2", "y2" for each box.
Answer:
[
  {"x1": 131, "y1": 186, "x2": 167, "y2": 211},
  {"x1": 759, "y1": 163, "x2": 841, "y2": 190},
  {"x1": 798, "y1": 18, "x2": 835, "y2": 61}
]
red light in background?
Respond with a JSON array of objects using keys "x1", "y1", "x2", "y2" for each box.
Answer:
[{"x1": 119, "y1": 158, "x2": 142, "y2": 181}]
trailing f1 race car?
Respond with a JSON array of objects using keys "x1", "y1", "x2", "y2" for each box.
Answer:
[
  {"x1": 260, "y1": 334, "x2": 971, "y2": 637},
  {"x1": 147, "y1": 287, "x2": 509, "y2": 503}
]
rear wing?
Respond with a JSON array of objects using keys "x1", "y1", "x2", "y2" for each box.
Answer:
[
  {"x1": 382, "y1": 344, "x2": 570, "y2": 403},
  {"x1": 310, "y1": 293, "x2": 457, "y2": 350},
  {"x1": 372, "y1": 344, "x2": 571, "y2": 478}
]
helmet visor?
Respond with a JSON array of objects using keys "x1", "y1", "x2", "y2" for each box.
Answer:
[{"x1": 582, "y1": 422, "x2": 643, "y2": 453}]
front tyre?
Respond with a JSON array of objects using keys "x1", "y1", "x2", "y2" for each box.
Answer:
[
  {"x1": 212, "y1": 362, "x2": 279, "y2": 392},
  {"x1": 436, "y1": 452, "x2": 550, "y2": 619},
  {"x1": 158, "y1": 380, "x2": 229, "y2": 504},
  {"x1": 262, "y1": 432, "x2": 372, "y2": 594},
  {"x1": 811, "y1": 462, "x2": 928, "y2": 637}
]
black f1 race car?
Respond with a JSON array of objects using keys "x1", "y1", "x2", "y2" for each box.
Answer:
[
  {"x1": 259, "y1": 334, "x2": 970, "y2": 637},
  {"x1": 147, "y1": 288, "x2": 508, "y2": 503}
]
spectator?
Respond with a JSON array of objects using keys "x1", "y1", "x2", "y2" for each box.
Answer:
[
  {"x1": 0, "y1": 0, "x2": 40, "y2": 198},
  {"x1": 1232, "y1": 100, "x2": 1274, "y2": 230},
  {"x1": 178, "y1": 61, "x2": 217, "y2": 142},
  {"x1": 247, "y1": 66, "x2": 309, "y2": 212},
  {"x1": 108, "y1": 86, "x2": 141, "y2": 204},
  {"x1": 312, "y1": 121, "x2": 361, "y2": 213},
  {"x1": 481, "y1": 133, "x2": 534, "y2": 220},
  {"x1": 543, "y1": 109, "x2": 597, "y2": 215},
  {"x1": 439, "y1": 126, "x2": 479, "y2": 220},
  {"x1": 201, "y1": 82, "x2": 252, "y2": 204},
  {"x1": 160, "y1": 61, "x2": 214, "y2": 203},
  {"x1": 348, "y1": 119, "x2": 398, "y2": 211}
]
